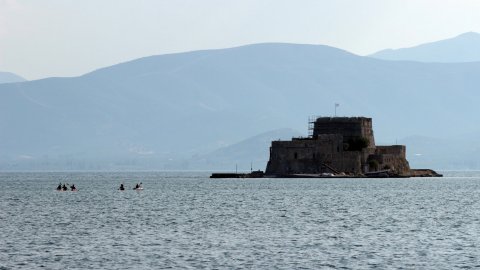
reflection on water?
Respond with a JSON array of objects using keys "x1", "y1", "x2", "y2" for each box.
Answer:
[{"x1": 1, "y1": 171, "x2": 479, "y2": 269}]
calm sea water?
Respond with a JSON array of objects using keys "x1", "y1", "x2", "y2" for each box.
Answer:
[{"x1": 1, "y1": 171, "x2": 480, "y2": 269}]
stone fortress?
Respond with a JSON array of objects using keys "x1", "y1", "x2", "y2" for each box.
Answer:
[{"x1": 265, "y1": 117, "x2": 440, "y2": 177}]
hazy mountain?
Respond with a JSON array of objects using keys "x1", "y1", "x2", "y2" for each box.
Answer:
[
  {"x1": 0, "y1": 72, "x2": 26, "y2": 84},
  {"x1": 3, "y1": 43, "x2": 480, "y2": 170},
  {"x1": 370, "y1": 32, "x2": 480, "y2": 63},
  {"x1": 393, "y1": 133, "x2": 480, "y2": 171},
  {"x1": 189, "y1": 128, "x2": 302, "y2": 171}
]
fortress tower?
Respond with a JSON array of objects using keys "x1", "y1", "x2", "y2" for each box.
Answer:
[{"x1": 312, "y1": 117, "x2": 375, "y2": 148}]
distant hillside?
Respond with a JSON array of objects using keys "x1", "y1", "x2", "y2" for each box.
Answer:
[
  {"x1": 370, "y1": 32, "x2": 480, "y2": 63},
  {"x1": 3, "y1": 43, "x2": 480, "y2": 170},
  {"x1": 189, "y1": 128, "x2": 302, "y2": 171},
  {"x1": 0, "y1": 72, "x2": 26, "y2": 84},
  {"x1": 395, "y1": 133, "x2": 480, "y2": 171}
]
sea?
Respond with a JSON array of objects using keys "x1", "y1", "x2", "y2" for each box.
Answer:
[{"x1": 1, "y1": 171, "x2": 480, "y2": 269}]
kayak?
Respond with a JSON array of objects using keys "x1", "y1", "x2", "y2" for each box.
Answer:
[{"x1": 133, "y1": 187, "x2": 144, "y2": 191}]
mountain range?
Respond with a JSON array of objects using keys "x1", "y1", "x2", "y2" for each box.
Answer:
[
  {"x1": 370, "y1": 32, "x2": 480, "y2": 63},
  {"x1": 0, "y1": 72, "x2": 26, "y2": 84},
  {"x1": 2, "y1": 33, "x2": 480, "y2": 171}
]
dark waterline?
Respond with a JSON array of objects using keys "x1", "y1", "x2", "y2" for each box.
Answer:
[{"x1": 1, "y1": 171, "x2": 479, "y2": 269}]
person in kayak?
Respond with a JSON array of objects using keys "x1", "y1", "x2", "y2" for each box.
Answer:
[
  {"x1": 70, "y1": 184, "x2": 76, "y2": 191},
  {"x1": 56, "y1": 183, "x2": 62, "y2": 191},
  {"x1": 62, "y1": 183, "x2": 68, "y2": 191},
  {"x1": 119, "y1": 183, "x2": 125, "y2": 190},
  {"x1": 134, "y1": 182, "x2": 142, "y2": 189}
]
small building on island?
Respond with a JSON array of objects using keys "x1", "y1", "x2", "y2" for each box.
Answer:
[{"x1": 265, "y1": 117, "x2": 440, "y2": 177}]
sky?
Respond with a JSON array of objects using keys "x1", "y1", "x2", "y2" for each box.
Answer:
[{"x1": 2, "y1": 0, "x2": 480, "y2": 80}]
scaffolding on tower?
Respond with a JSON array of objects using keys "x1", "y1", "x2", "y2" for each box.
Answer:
[{"x1": 308, "y1": 115, "x2": 319, "y2": 137}]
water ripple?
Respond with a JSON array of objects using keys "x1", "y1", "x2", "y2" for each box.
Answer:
[{"x1": 1, "y1": 171, "x2": 480, "y2": 269}]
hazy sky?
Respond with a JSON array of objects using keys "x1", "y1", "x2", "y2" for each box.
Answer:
[{"x1": 2, "y1": 0, "x2": 480, "y2": 80}]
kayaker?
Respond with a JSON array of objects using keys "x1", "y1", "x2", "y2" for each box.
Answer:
[
  {"x1": 56, "y1": 183, "x2": 62, "y2": 191},
  {"x1": 70, "y1": 184, "x2": 76, "y2": 191},
  {"x1": 119, "y1": 183, "x2": 125, "y2": 190},
  {"x1": 62, "y1": 184, "x2": 68, "y2": 191},
  {"x1": 134, "y1": 182, "x2": 142, "y2": 190}
]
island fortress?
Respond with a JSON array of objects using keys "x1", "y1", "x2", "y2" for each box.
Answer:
[{"x1": 265, "y1": 117, "x2": 439, "y2": 177}]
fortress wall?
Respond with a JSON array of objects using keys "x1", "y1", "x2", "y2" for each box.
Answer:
[
  {"x1": 368, "y1": 151, "x2": 410, "y2": 174},
  {"x1": 331, "y1": 152, "x2": 362, "y2": 174},
  {"x1": 266, "y1": 153, "x2": 362, "y2": 175},
  {"x1": 375, "y1": 145, "x2": 406, "y2": 158},
  {"x1": 382, "y1": 155, "x2": 410, "y2": 175},
  {"x1": 270, "y1": 135, "x2": 343, "y2": 161},
  {"x1": 266, "y1": 135, "x2": 364, "y2": 174}
]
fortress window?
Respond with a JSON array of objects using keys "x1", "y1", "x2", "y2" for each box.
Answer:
[
  {"x1": 313, "y1": 153, "x2": 316, "y2": 159},
  {"x1": 294, "y1": 152, "x2": 298, "y2": 159}
]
